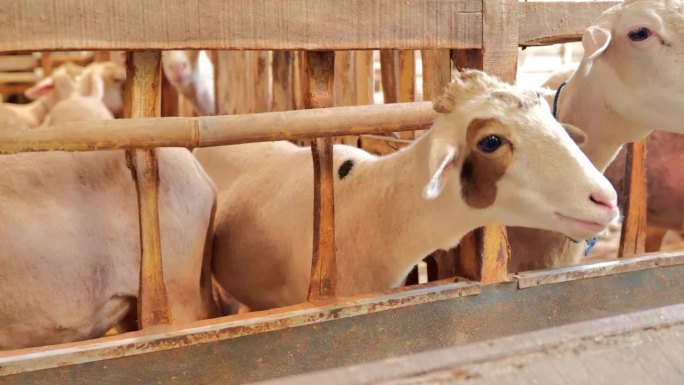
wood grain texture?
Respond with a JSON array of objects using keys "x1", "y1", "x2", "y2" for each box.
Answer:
[
  {"x1": 249, "y1": 51, "x2": 272, "y2": 113},
  {"x1": 519, "y1": 2, "x2": 620, "y2": 46},
  {"x1": 0, "y1": 0, "x2": 482, "y2": 52},
  {"x1": 420, "y1": 50, "x2": 451, "y2": 102},
  {"x1": 272, "y1": 51, "x2": 294, "y2": 112},
  {"x1": 380, "y1": 50, "x2": 399, "y2": 104},
  {"x1": 482, "y1": 0, "x2": 519, "y2": 83},
  {"x1": 333, "y1": 51, "x2": 360, "y2": 146},
  {"x1": 397, "y1": 50, "x2": 416, "y2": 140},
  {"x1": 0, "y1": 102, "x2": 437, "y2": 153},
  {"x1": 619, "y1": 140, "x2": 648, "y2": 258},
  {"x1": 160, "y1": 74, "x2": 179, "y2": 117},
  {"x1": 304, "y1": 51, "x2": 337, "y2": 300},
  {"x1": 123, "y1": 51, "x2": 172, "y2": 328}
]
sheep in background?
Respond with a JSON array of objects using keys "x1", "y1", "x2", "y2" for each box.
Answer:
[
  {"x1": 162, "y1": 50, "x2": 215, "y2": 116},
  {"x1": 195, "y1": 69, "x2": 619, "y2": 310},
  {"x1": 0, "y1": 65, "x2": 217, "y2": 350},
  {"x1": 508, "y1": 0, "x2": 684, "y2": 272}
]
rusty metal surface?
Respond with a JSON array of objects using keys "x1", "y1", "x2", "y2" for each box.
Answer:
[
  {"x1": 515, "y1": 251, "x2": 684, "y2": 288},
  {"x1": 1, "y1": 259, "x2": 683, "y2": 384},
  {"x1": 261, "y1": 303, "x2": 684, "y2": 385}
]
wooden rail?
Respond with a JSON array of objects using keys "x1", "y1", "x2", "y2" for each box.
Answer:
[{"x1": 0, "y1": 2, "x2": 660, "y2": 380}]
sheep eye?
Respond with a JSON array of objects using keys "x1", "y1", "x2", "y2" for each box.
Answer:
[
  {"x1": 477, "y1": 135, "x2": 503, "y2": 153},
  {"x1": 628, "y1": 27, "x2": 651, "y2": 42}
]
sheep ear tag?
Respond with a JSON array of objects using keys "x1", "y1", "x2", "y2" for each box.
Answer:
[
  {"x1": 423, "y1": 142, "x2": 457, "y2": 200},
  {"x1": 581, "y1": 26, "x2": 611, "y2": 76}
]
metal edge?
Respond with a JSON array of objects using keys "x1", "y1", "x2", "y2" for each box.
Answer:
[
  {"x1": 515, "y1": 251, "x2": 684, "y2": 289},
  {"x1": 0, "y1": 280, "x2": 480, "y2": 375}
]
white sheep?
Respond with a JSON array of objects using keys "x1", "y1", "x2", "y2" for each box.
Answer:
[
  {"x1": 508, "y1": 0, "x2": 684, "y2": 271},
  {"x1": 0, "y1": 61, "x2": 126, "y2": 129},
  {"x1": 161, "y1": 50, "x2": 215, "y2": 116},
  {"x1": 0, "y1": 68, "x2": 217, "y2": 349},
  {"x1": 195, "y1": 69, "x2": 619, "y2": 310}
]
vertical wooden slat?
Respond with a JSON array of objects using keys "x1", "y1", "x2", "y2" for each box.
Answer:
[
  {"x1": 354, "y1": 50, "x2": 374, "y2": 105},
  {"x1": 452, "y1": 0, "x2": 518, "y2": 284},
  {"x1": 272, "y1": 51, "x2": 294, "y2": 112},
  {"x1": 303, "y1": 51, "x2": 337, "y2": 300},
  {"x1": 421, "y1": 49, "x2": 457, "y2": 280},
  {"x1": 250, "y1": 51, "x2": 272, "y2": 113},
  {"x1": 334, "y1": 51, "x2": 359, "y2": 146},
  {"x1": 380, "y1": 50, "x2": 399, "y2": 103},
  {"x1": 123, "y1": 51, "x2": 171, "y2": 328},
  {"x1": 293, "y1": 51, "x2": 306, "y2": 111},
  {"x1": 221, "y1": 51, "x2": 250, "y2": 115},
  {"x1": 397, "y1": 50, "x2": 416, "y2": 140},
  {"x1": 619, "y1": 140, "x2": 648, "y2": 258},
  {"x1": 210, "y1": 50, "x2": 221, "y2": 115},
  {"x1": 160, "y1": 74, "x2": 179, "y2": 117}
]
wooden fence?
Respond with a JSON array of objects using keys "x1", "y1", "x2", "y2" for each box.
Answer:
[{"x1": 0, "y1": 0, "x2": 661, "y2": 383}]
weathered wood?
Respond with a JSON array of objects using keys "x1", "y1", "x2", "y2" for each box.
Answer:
[
  {"x1": 358, "y1": 134, "x2": 411, "y2": 156},
  {"x1": 354, "y1": 50, "x2": 374, "y2": 106},
  {"x1": 380, "y1": 50, "x2": 399, "y2": 103},
  {"x1": 457, "y1": 226, "x2": 510, "y2": 283},
  {"x1": 123, "y1": 51, "x2": 172, "y2": 328},
  {"x1": 0, "y1": 0, "x2": 482, "y2": 53},
  {"x1": 482, "y1": 0, "x2": 519, "y2": 84},
  {"x1": 3, "y1": 254, "x2": 684, "y2": 384},
  {"x1": 519, "y1": 2, "x2": 620, "y2": 46},
  {"x1": 272, "y1": 51, "x2": 294, "y2": 112},
  {"x1": 218, "y1": 51, "x2": 250, "y2": 115},
  {"x1": 249, "y1": 51, "x2": 272, "y2": 113},
  {"x1": 160, "y1": 73, "x2": 179, "y2": 117},
  {"x1": 334, "y1": 51, "x2": 360, "y2": 146},
  {"x1": 263, "y1": 303, "x2": 684, "y2": 385},
  {"x1": 0, "y1": 101, "x2": 437, "y2": 153},
  {"x1": 619, "y1": 140, "x2": 648, "y2": 258},
  {"x1": 303, "y1": 51, "x2": 337, "y2": 300},
  {"x1": 0, "y1": 55, "x2": 36, "y2": 71},
  {"x1": 420, "y1": 50, "x2": 451, "y2": 102},
  {"x1": 398, "y1": 51, "x2": 416, "y2": 104},
  {"x1": 210, "y1": 50, "x2": 220, "y2": 115}
]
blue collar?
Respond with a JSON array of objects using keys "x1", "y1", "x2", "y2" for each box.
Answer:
[{"x1": 552, "y1": 81, "x2": 567, "y2": 120}]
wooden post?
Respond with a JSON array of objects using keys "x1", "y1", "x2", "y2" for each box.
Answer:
[
  {"x1": 380, "y1": 50, "x2": 399, "y2": 104},
  {"x1": 123, "y1": 51, "x2": 172, "y2": 328},
  {"x1": 303, "y1": 51, "x2": 337, "y2": 300},
  {"x1": 451, "y1": 0, "x2": 519, "y2": 284},
  {"x1": 354, "y1": 50, "x2": 374, "y2": 105},
  {"x1": 249, "y1": 51, "x2": 272, "y2": 113},
  {"x1": 619, "y1": 140, "x2": 648, "y2": 257},
  {"x1": 272, "y1": 51, "x2": 294, "y2": 112},
  {"x1": 421, "y1": 49, "x2": 458, "y2": 281},
  {"x1": 210, "y1": 50, "x2": 221, "y2": 115},
  {"x1": 334, "y1": 51, "x2": 359, "y2": 146},
  {"x1": 160, "y1": 73, "x2": 179, "y2": 117},
  {"x1": 398, "y1": 50, "x2": 416, "y2": 140}
]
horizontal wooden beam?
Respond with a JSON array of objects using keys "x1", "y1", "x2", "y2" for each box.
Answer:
[
  {"x1": 0, "y1": 102, "x2": 436, "y2": 154},
  {"x1": 0, "y1": 0, "x2": 482, "y2": 52},
  {"x1": 518, "y1": 2, "x2": 620, "y2": 46}
]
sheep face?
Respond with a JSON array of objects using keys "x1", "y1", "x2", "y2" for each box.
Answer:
[
  {"x1": 162, "y1": 50, "x2": 200, "y2": 88},
  {"x1": 578, "y1": 0, "x2": 684, "y2": 135},
  {"x1": 427, "y1": 70, "x2": 619, "y2": 241}
]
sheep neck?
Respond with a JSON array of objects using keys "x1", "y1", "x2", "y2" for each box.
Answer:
[
  {"x1": 176, "y1": 64, "x2": 215, "y2": 116},
  {"x1": 556, "y1": 70, "x2": 645, "y2": 172},
  {"x1": 345, "y1": 131, "x2": 483, "y2": 289}
]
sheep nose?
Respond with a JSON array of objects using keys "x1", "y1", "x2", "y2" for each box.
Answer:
[
  {"x1": 170, "y1": 62, "x2": 187, "y2": 77},
  {"x1": 590, "y1": 192, "x2": 617, "y2": 210}
]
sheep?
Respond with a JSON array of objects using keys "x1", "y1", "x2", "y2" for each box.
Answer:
[
  {"x1": 0, "y1": 61, "x2": 126, "y2": 129},
  {"x1": 507, "y1": 0, "x2": 684, "y2": 272},
  {"x1": 0, "y1": 62, "x2": 84, "y2": 128},
  {"x1": 0, "y1": 68, "x2": 218, "y2": 350},
  {"x1": 161, "y1": 50, "x2": 215, "y2": 116},
  {"x1": 194, "y1": 69, "x2": 619, "y2": 311}
]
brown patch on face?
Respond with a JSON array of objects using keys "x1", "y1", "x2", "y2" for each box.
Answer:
[{"x1": 460, "y1": 118, "x2": 514, "y2": 209}]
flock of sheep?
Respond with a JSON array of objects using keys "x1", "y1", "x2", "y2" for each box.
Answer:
[{"x1": 0, "y1": 0, "x2": 682, "y2": 351}]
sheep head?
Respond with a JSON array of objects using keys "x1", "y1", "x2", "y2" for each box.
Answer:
[
  {"x1": 576, "y1": 0, "x2": 684, "y2": 134},
  {"x1": 425, "y1": 69, "x2": 617, "y2": 241}
]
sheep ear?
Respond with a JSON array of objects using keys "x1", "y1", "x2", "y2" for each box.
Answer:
[
  {"x1": 561, "y1": 123, "x2": 588, "y2": 147},
  {"x1": 80, "y1": 71, "x2": 105, "y2": 100},
  {"x1": 423, "y1": 140, "x2": 457, "y2": 200},
  {"x1": 581, "y1": 26, "x2": 611, "y2": 76},
  {"x1": 24, "y1": 78, "x2": 55, "y2": 99}
]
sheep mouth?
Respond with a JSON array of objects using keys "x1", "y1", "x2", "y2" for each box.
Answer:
[{"x1": 554, "y1": 212, "x2": 606, "y2": 233}]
